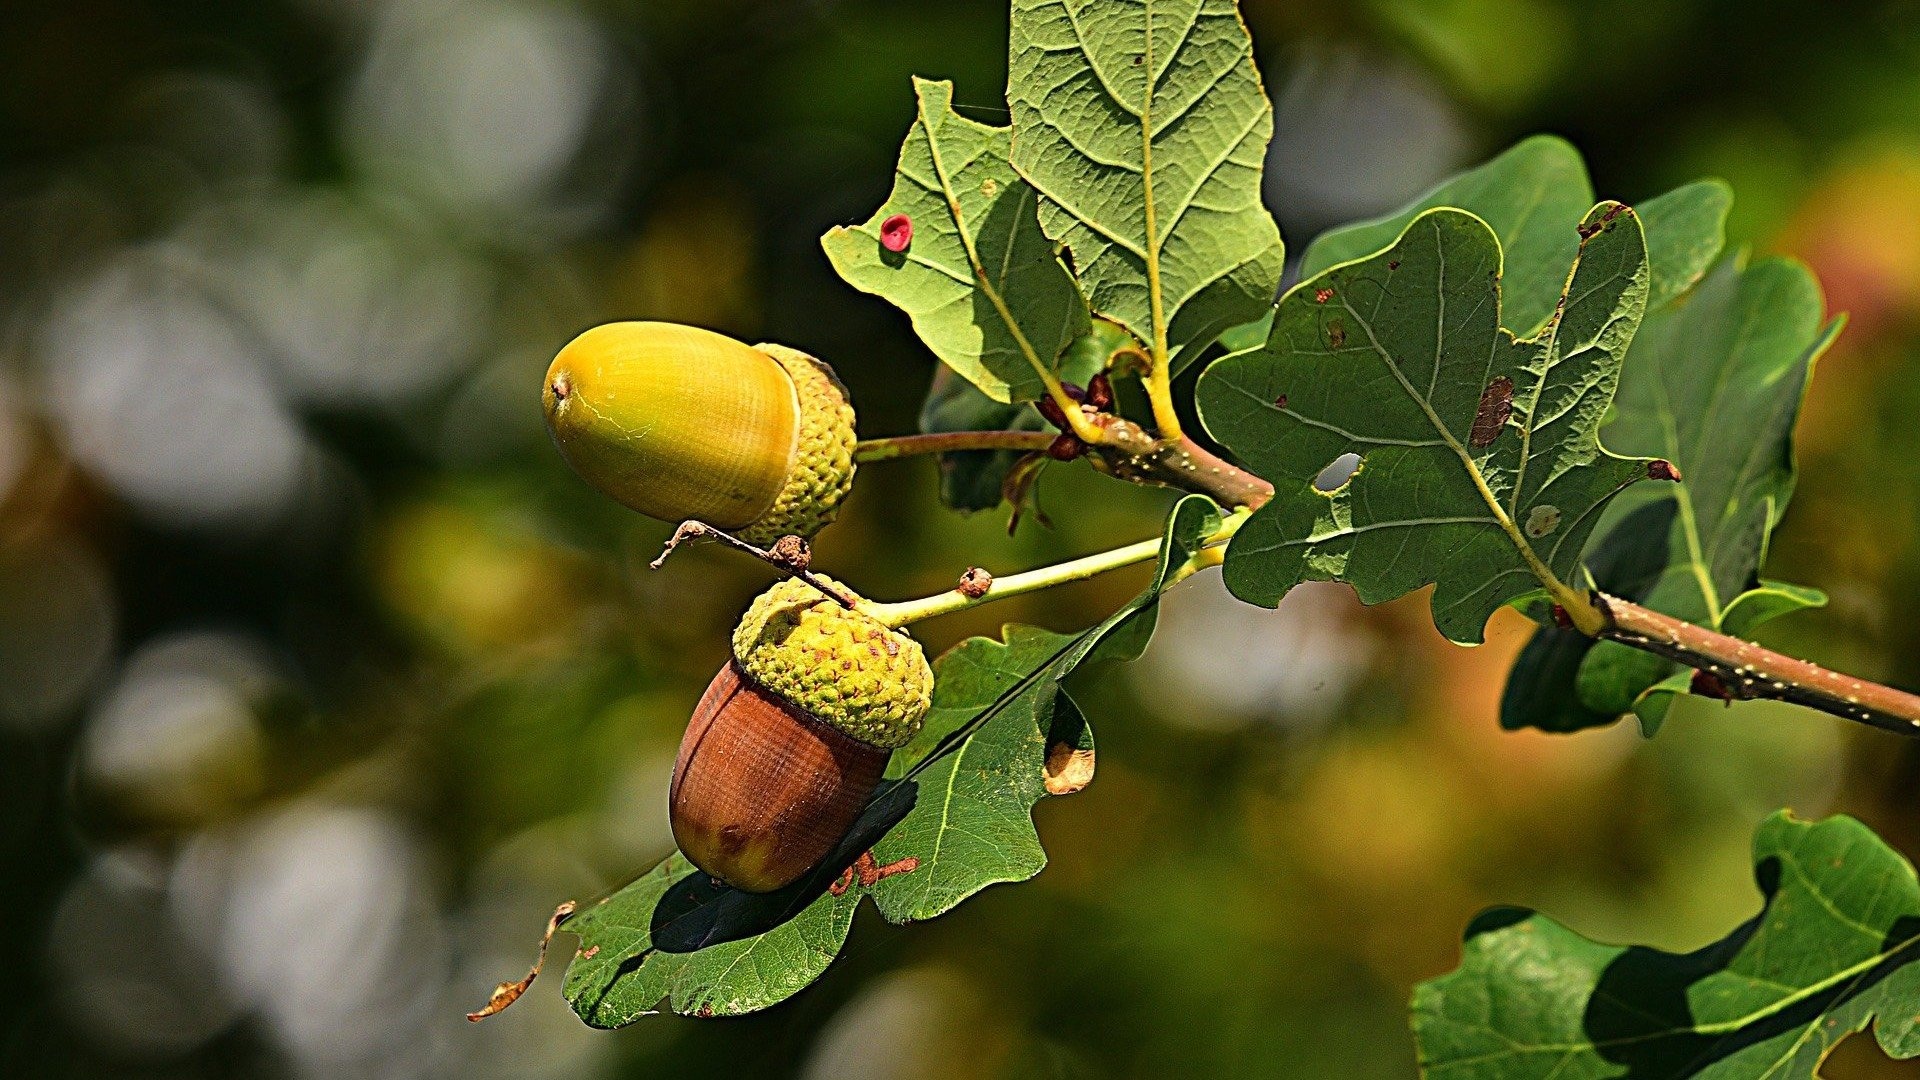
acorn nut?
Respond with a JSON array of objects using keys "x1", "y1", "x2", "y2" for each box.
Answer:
[
  {"x1": 671, "y1": 576, "x2": 933, "y2": 893},
  {"x1": 542, "y1": 322, "x2": 857, "y2": 545}
]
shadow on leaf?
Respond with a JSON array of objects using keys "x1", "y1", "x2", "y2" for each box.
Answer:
[
  {"x1": 1572, "y1": 857, "x2": 1920, "y2": 1076},
  {"x1": 644, "y1": 778, "x2": 919, "y2": 956}
]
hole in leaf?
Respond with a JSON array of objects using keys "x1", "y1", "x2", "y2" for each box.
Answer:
[{"x1": 1314, "y1": 453, "x2": 1361, "y2": 493}]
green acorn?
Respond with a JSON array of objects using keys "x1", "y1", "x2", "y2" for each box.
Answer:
[
  {"x1": 542, "y1": 322, "x2": 857, "y2": 545},
  {"x1": 671, "y1": 576, "x2": 933, "y2": 893}
]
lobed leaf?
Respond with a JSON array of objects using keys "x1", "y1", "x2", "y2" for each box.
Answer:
[
  {"x1": 1197, "y1": 205, "x2": 1652, "y2": 644},
  {"x1": 1300, "y1": 136, "x2": 1727, "y2": 339},
  {"x1": 823, "y1": 77, "x2": 1089, "y2": 404},
  {"x1": 1414, "y1": 812, "x2": 1920, "y2": 1078},
  {"x1": 1503, "y1": 257, "x2": 1840, "y2": 734},
  {"x1": 1008, "y1": 0, "x2": 1285, "y2": 373},
  {"x1": 560, "y1": 496, "x2": 1221, "y2": 1022}
]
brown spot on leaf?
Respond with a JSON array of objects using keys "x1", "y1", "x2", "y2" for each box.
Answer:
[
  {"x1": 1470, "y1": 376, "x2": 1514, "y2": 448},
  {"x1": 1647, "y1": 459, "x2": 1682, "y2": 482},
  {"x1": 1327, "y1": 321, "x2": 1346, "y2": 348},
  {"x1": 1044, "y1": 743, "x2": 1096, "y2": 795},
  {"x1": 1273, "y1": 394, "x2": 1288, "y2": 410},
  {"x1": 467, "y1": 900, "x2": 578, "y2": 1022},
  {"x1": 1387, "y1": 260, "x2": 1400, "y2": 271},
  {"x1": 829, "y1": 861, "x2": 857, "y2": 897},
  {"x1": 831, "y1": 851, "x2": 921, "y2": 896},
  {"x1": 1525, "y1": 504, "x2": 1561, "y2": 538},
  {"x1": 868, "y1": 855, "x2": 920, "y2": 885}
]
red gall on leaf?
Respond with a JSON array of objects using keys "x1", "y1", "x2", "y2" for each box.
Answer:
[{"x1": 880, "y1": 213, "x2": 913, "y2": 253}]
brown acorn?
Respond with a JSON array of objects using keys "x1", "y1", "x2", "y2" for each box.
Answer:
[{"x1": 671, "y1": 576, "x2": 933, "y2": 893}]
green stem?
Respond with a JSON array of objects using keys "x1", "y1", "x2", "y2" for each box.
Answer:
[
  {"x1": 854, "y1": 431, "x2": 1056, "y2": 463},
  {"x1": 863, "y1": 513, "x2": 1245, "y2": 628}
]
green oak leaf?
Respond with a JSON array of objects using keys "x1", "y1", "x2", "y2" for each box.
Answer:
[
  {"x1": 1008, "y1": 0, "x2": 1285, "y2": 374},
  {"x1": 919, "y1": 319, "x2": 1124, "y2": 512},
  {"x1": 1299, "y1": 136, "x2": 1728, "y2": 337},
  {"x1": 560, "y1": 496, "x2": 1219, "y2": 1022},
  {"x1": 559, "y1": 851, "x2": 862, "y2": 1024},
  {"x1": 1414, "y1": 812, "x2": 1920, "y2": 1078},
  {"x1": 1197, "y1": 204, "x2": 1651, "y2": 645},
  {"x1": 1640, "y1": 180, "x2": 1736, "y2": 310},
  {"x1": 823, "y1": 77, "x2": 1089, "y2": 404},
  {"x1": 1503, "y1": 256, "x2": 1840, "y2": 735}
]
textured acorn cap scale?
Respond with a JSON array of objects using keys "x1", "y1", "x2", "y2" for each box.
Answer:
[
  {"x1": 731, "y1": 576, "x2": 932, "y2": 749},
  {"x1": 542, "y1": 322, "x2": 856, "y2": 543}
]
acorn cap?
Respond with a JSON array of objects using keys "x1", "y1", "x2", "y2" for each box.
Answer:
[
  {"x1": 742, "y1": 343, "x2": 857, "y2": 546},
  {"x1": 731, "y1": 576, "x2": 932, "y2": 749},
  {"x1": 542, "y1": 322, "x2": 856, "y2": 541}
]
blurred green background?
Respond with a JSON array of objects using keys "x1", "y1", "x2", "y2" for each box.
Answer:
[{"x1": 4, "y1": 0, "x2": 1920, "y2": 1076}]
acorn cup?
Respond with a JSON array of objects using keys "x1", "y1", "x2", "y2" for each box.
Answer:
[
  {"x1": 672, "y1": 576, "x2": 933, "y2": 893},
  {"x1": 542, "y1": 322, "x2": 857, "y2": 545}
]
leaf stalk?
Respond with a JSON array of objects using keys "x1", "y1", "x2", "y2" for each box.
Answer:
[{"x1": 854, "y1": 431, "x2": 1058, "y2": 463}]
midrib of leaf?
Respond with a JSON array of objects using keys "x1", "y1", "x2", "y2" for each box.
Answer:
[
  {"x1": 692, "y1": 935, "x2": 765, "y2": 1014},
  {"x1": 917, "y1": 94, "x2": 1062, "y2": 397},
  {"x1": 1139, "y1": 0, "x2": 1170, "y2": 370},
  {"x1": 1505, "y1": 258, "x2": 1613, "y2": 522},
  {"x1": 1335, "y1": 261, "x2": 1577, "y2": 613},
  {"x1": 1640, "y1": 291, "x2": 1779, "y2": 628},
  {"x1": 907, "y1": 717, "x2": 972, "y2": 910},
  {"x1": 1643, "y1": 376, "x2": 1723, "y2": 627}
]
